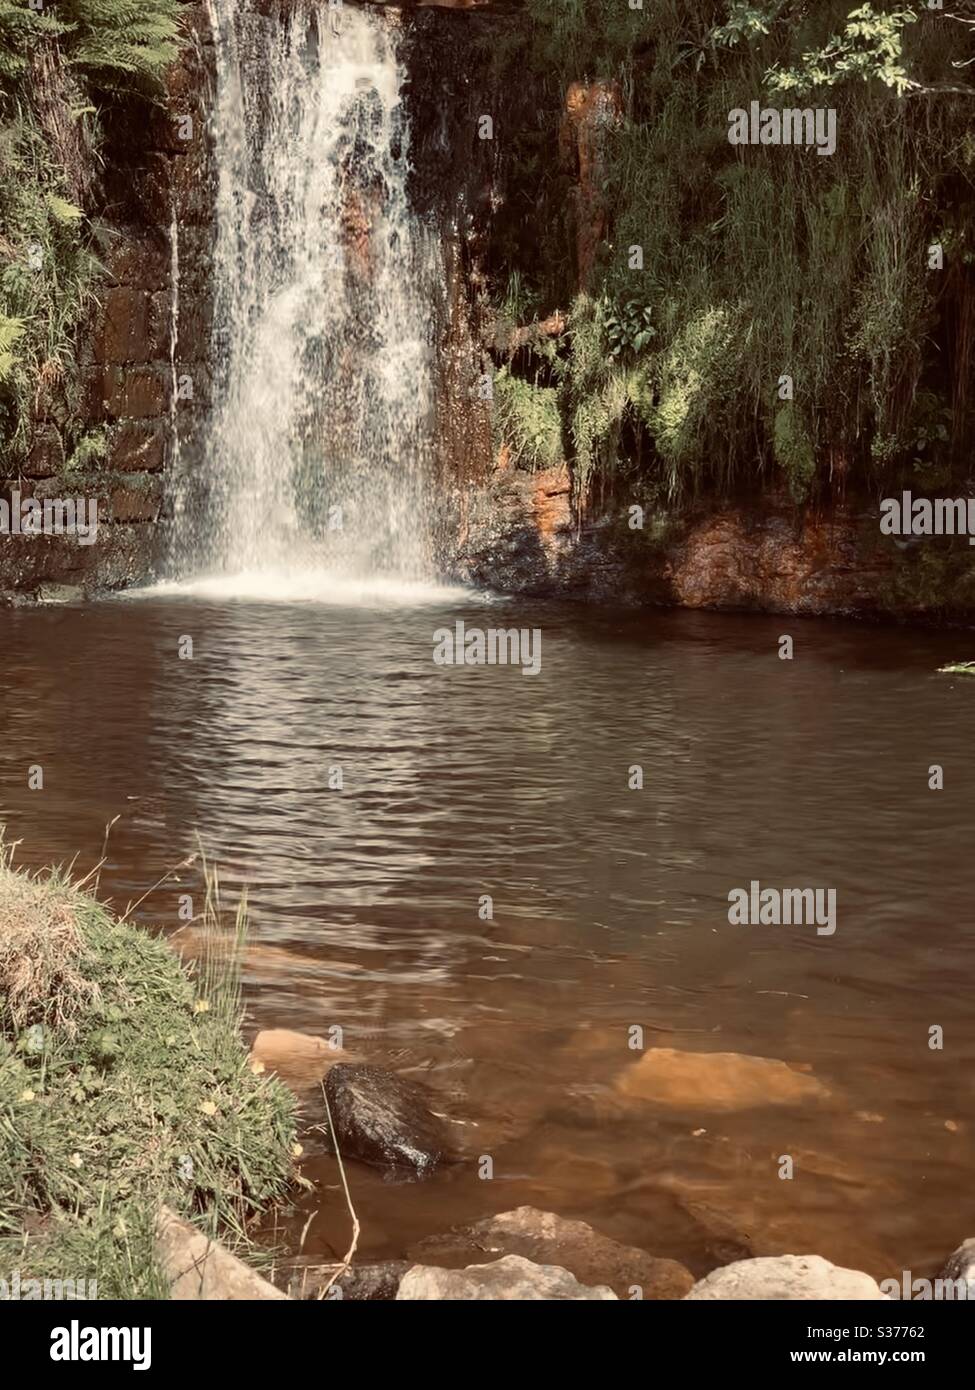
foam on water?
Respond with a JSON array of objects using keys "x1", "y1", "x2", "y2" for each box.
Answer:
[{"x1": 134, "y1": 568, "x2": 487, "y2": 608}]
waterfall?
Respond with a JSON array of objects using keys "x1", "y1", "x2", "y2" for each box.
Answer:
[{"x1": 169, "y1": 0, "x2": 444, "y2": 596}]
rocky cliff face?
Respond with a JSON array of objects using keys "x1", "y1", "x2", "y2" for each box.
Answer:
[
  {"x1": 0, "y1": 0, "x2": 214, "y2": 601},
  {"x1": 7, "y1": 0, "x2": 972, "y2": 624},
  {"x1": 398, "y1": 3, "x2": 975, "y2": 624},
  {"x1": 452, "y1": 464, "x2": 963, "y2": 622}
]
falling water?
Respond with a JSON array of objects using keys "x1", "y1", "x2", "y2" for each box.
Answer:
[
  {"x1": 169, "y1": 0, "x2": 444, "y2": 597},
  {"x1": 167, "y1": 198, "x2": 181, "y2": 476}
]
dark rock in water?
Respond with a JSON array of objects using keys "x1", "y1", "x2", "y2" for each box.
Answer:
[
  {"x1": 408, "y1": 1206, "x2": 694, "y2": 1299},
  {"x1": 323, "y1": 1063, "x2": 452, "y2": 1175},
  {"x1": 937, "y1": 1237, "x2": 975, "y2": 1287},
  {"x1": 337, "y1": 1261, "x2": 410, "y2": 1301},
  {"x1": 290, "y1": 1260, "x2": 409, "y2": 1301}
]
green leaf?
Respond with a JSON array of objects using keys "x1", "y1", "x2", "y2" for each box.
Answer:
[{"x1": 46, "y1": 193, "x2": 84, "y2": 225}]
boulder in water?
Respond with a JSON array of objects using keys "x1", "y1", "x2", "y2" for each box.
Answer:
[
  {"x1": 397, "y1": 1254, "x2": 617, "y2": 1301},
  {"x1": 409, "y1": 1206, "x2": 693, "y2": 1299},
  {"x1": 684, "y1": 1255, "x2": 886, "y2": 1301},
  {"x1": 323, "y1": 1063, "x2": 453, "y2": 1175}
]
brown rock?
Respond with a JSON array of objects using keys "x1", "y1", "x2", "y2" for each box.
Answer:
[
  {"x1": 93, "y1": 288, "x2": 152, "y2": 364},
  {"x1": 616, "y1": 1047, "x2": 830, "y2": 1111},
  {"x1": 533, "y1": 465, "x2": 571, "y2": 539},
  {"x1": 409, "y1": 1207, "x2": 692, "y2": 1300},
  {"x1": 103, "y1": 367, "x2": 169, "y2": 420},
  {"x1": 156, "y1": 1206, "x2": 288, "y2": 1300},
  {"x1": 249, "y1": 1027, "x2": 347, "y2": 1092},
  {"x1": 110, "y1": 478, "x2": 162, "y2": 523},
  {"x1": 398, "y1": 1255, "x2": 616, "y2": 1300},
  {"x1": 170, "y1": 141, "x2": 214, "y2": 226},
  {"x1": 24, "y1": 427, "x2": 64, "y2": 479},
  {"x1": 559, "y1": 80, "x2": 623, "y2": 289},
  {"x1": 85, "y1": 365, "x2": 166, "y2": 421},
  {"x1": 102, "y1": 230, "x2": 169, "y2": 291},
  {"x1": 108, "y1": 421, "x2": 166, "y2": 473}
]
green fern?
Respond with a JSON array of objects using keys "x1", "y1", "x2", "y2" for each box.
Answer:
[
  {"x1": 0, "y1": 315, "x2": 25, "y2": 382},
  {"x1": 61, "y1": 0, "x2": 182, "y2": 87}
]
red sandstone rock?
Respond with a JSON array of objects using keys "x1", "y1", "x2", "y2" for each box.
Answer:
[{"x1": 560, "y1": 80, "x2": 623, "y2": 289}]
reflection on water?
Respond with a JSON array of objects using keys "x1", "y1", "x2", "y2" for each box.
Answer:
[{"x1": 2, "y1": 596, "x2": 974, "y2": 1279}]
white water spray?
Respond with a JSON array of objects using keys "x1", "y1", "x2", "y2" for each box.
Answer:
[{"x1": 170, "y1": 0, "x2": 444, "y2": 599}]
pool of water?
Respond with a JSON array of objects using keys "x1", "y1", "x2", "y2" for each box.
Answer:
[{"x1": 3, "y1": 592, "x2": 973, "y2": 1280}]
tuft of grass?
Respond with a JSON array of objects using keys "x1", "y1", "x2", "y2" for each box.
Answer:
[
  {"x1": 493, "y1": 366, "x2": 563, "y2": 471},
  {"x1": 0, "y1": 855, "x2": 297, "y2": 1299},
  {"x1": 0, "y1": 859, "x2": 98, "y2": 1036}
]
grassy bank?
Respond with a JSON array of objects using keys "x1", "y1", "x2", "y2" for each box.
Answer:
[{"x1": 0, "y1": 855, "x2": 296, "y2": 1298}]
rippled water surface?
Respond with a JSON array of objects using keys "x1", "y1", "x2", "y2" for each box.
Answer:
[{"x1": 4, "y1": 594, "x2": 974, "y2": 1280}]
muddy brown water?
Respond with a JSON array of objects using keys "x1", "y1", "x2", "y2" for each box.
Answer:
[{"x1": 3, "y1": 594, "x2": 974, "y2": 1283}]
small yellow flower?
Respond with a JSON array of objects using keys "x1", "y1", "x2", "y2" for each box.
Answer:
[
  {"x1": 291, "y1": 1143, "x2": 303, "y2": 1159},
  {"x1": 69, "y1": 1153, "x2": 83, "y2": 1169},
  {"x1": 19, "y1": 1089, "x2": 34, "y2": 1102},
  {"x1": 199, "y1": 1100, "x2": 218, "y2": 1116},
  {"x1": 250, "y1": 1059, "x2": 266, "y2": 1075},
  {"x1": 193, "y1": 1000, "x2": 210, "y2": 1015}
]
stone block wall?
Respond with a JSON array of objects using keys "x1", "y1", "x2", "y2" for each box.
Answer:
[{"x1": 0, "y1": 1, "x2": 215, "y2": 601}]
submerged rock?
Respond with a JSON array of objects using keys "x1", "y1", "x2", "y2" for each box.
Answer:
[
  {"x1": 397, "y1": 1254, "x2": 617, "y2": 1301},
  {"x1": 409, "y1": 1206, "x2": 693, "y2": 1299},
  {"x1": 249, "y1": 1028, "x2": 346, "y2": 1091},
  {"x1": 685, "y1": 1255, "x2": 886, "y2": 1301},
  {"x1": 323, "y1": 1063, "x2": 452, "y2": 1174},
  {"x1": 616, "y1": 1047, "x2": 829, "y2": 1111}
]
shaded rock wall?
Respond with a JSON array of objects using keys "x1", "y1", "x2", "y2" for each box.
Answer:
[
  {"x1": 0, "y1": 1, "x2": 215, "y2": 600},
  {"x1": 451, "y1": 465, "x2": 975, "y2": 623},
  {"x1": 398, "y1": 6, "x2": 975, "y2": 625}
]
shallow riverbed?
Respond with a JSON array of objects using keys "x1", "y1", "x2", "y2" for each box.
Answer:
[{"x1": 3, "y1": 592, "x2": 973, "y2": 1279}]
